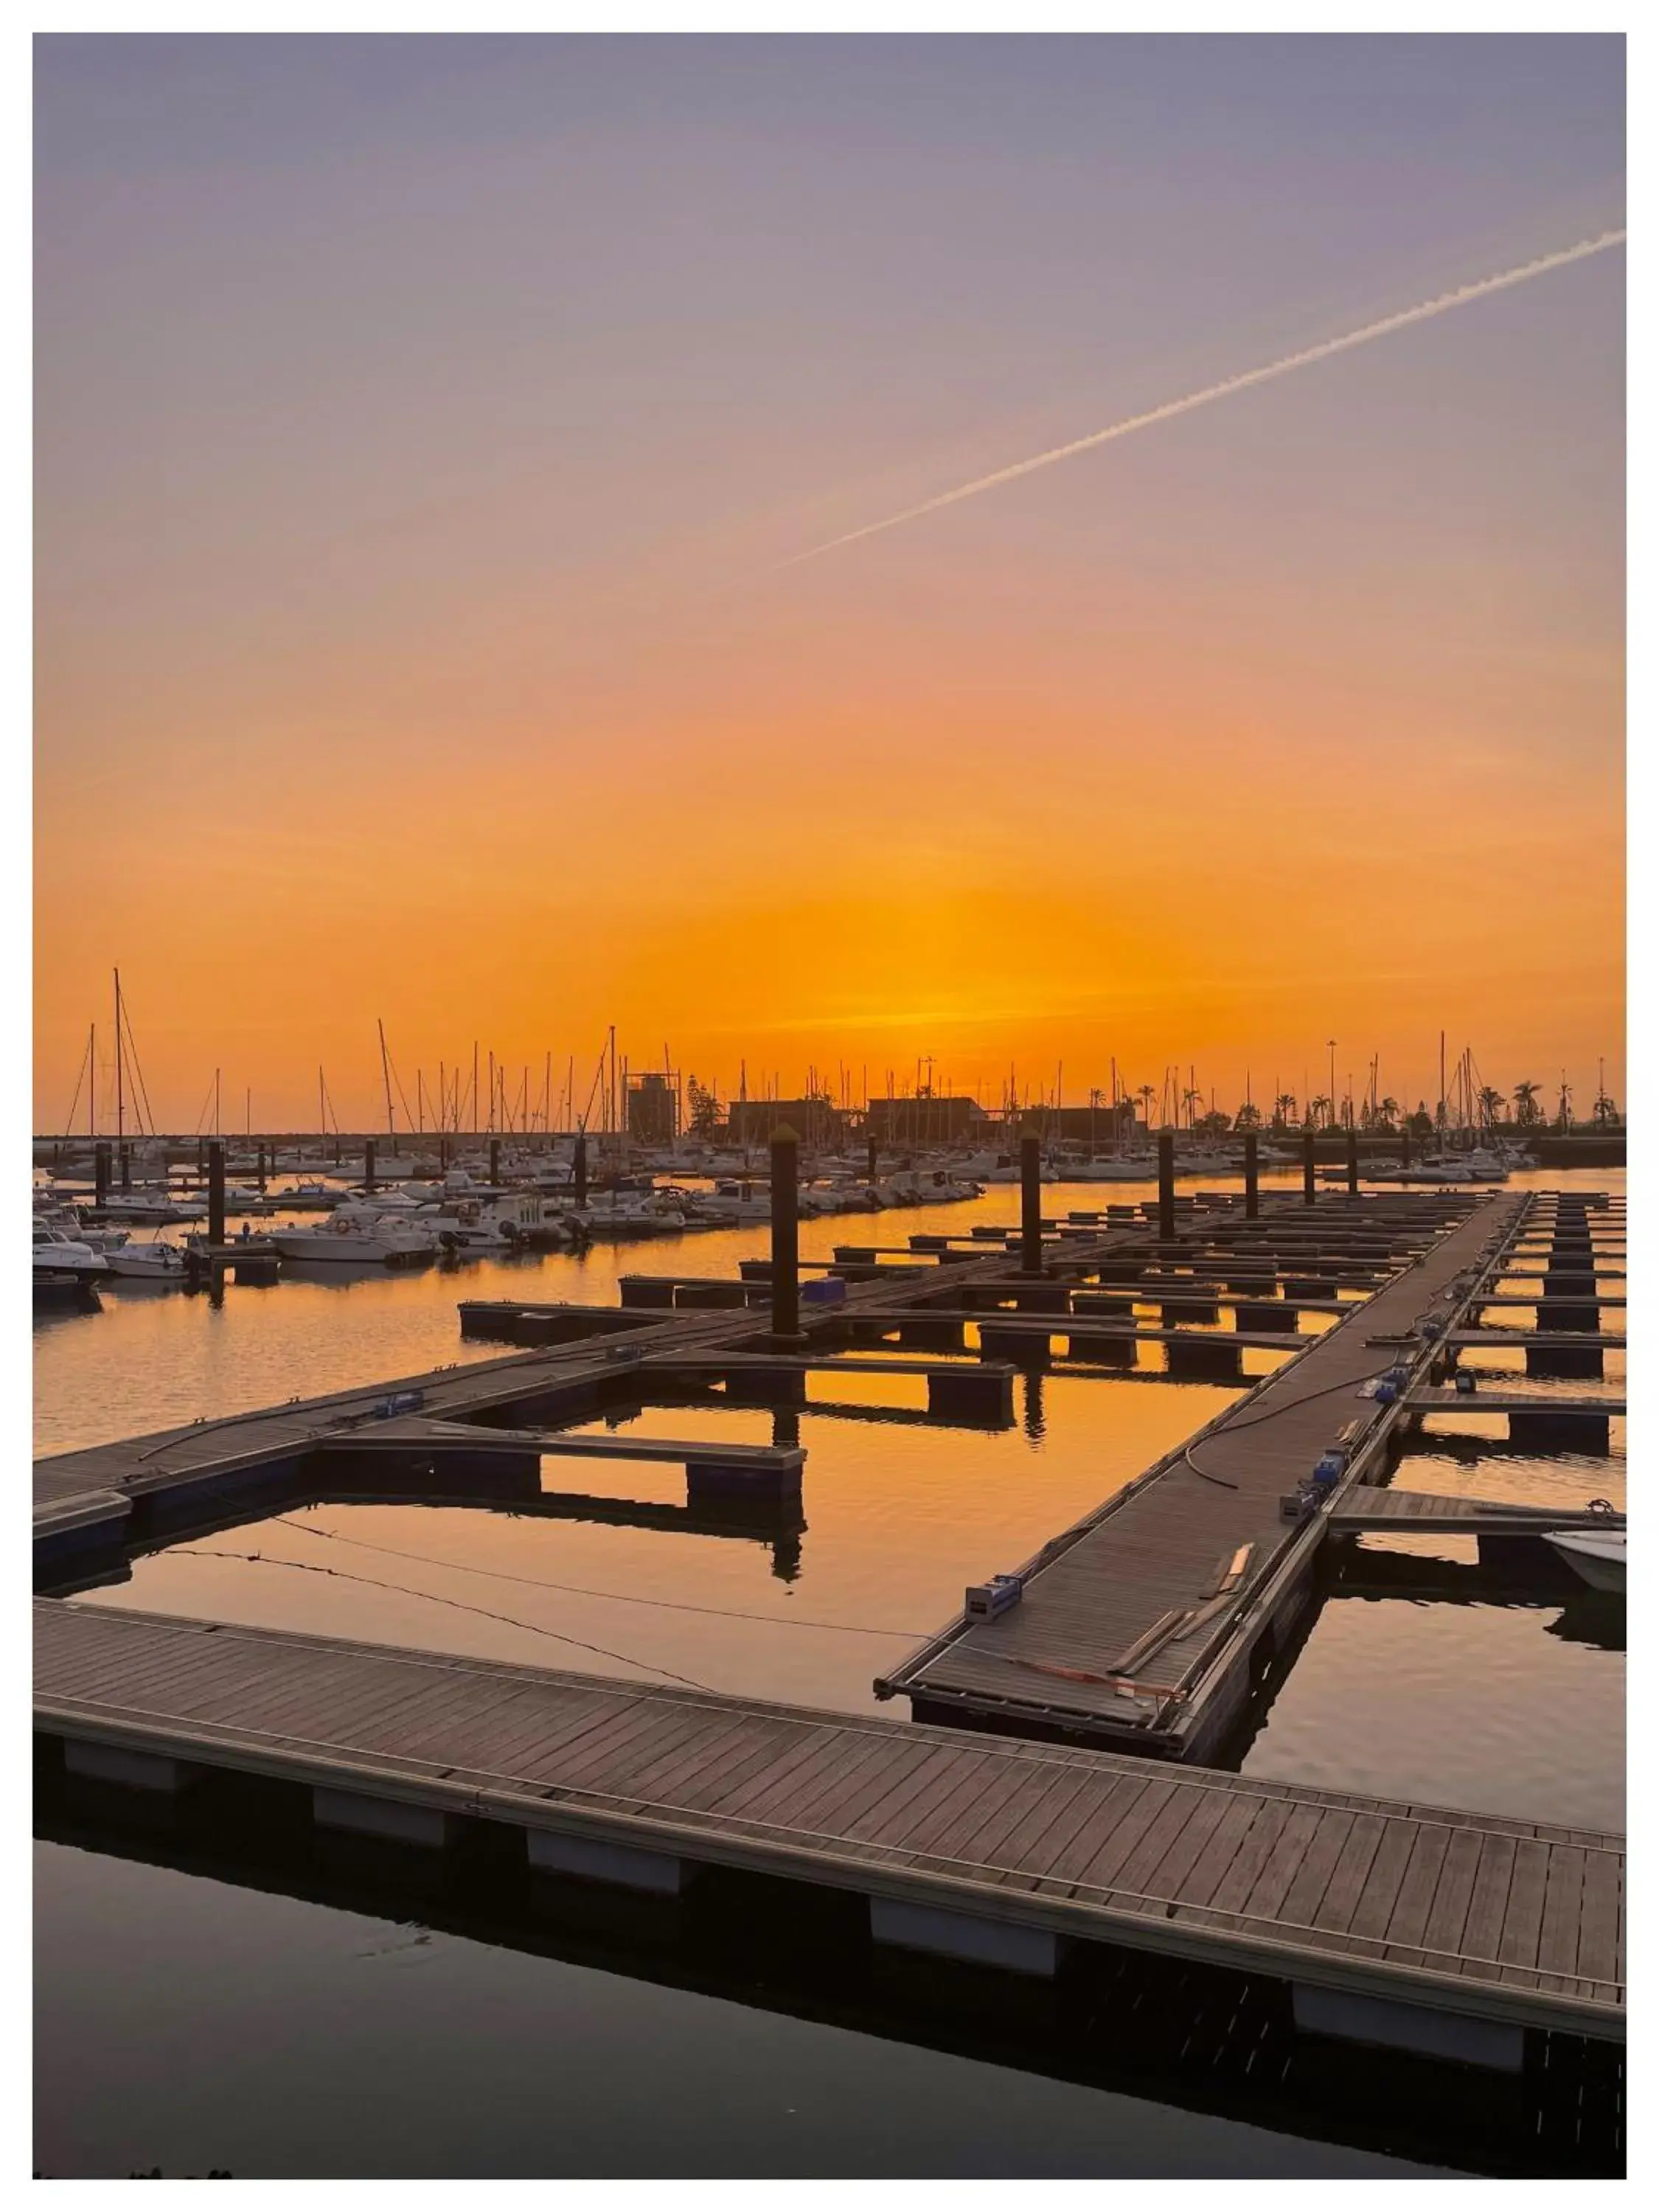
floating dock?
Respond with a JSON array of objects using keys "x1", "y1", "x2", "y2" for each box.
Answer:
[
  {"x1": 877, "y1": 1197, "x2": 1528, "y2": 1759},
  {"x1": 35, "y1": 1599, "x2": 1621, "y2": 2067}
]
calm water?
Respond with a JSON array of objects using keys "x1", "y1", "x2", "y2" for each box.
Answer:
[{"x1": 35, "y1": 1167, "x2": 1624, "y2": 2175}]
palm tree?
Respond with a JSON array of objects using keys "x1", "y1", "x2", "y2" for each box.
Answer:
[
  {"x1": 1308, "y1": 1094, "x2": 1330, "y2": 1130},
  {"x1": 1181, "y1": 1087, "x2": 1203, "y2": 1130},
  {"x1": 1377, "y1": 1095, "x2": 1399, "y2": 1131},
  {"x1": 1273, "y1": 1091, "x2": 1297, "y2": 1133},
  {"x1": 1136, "y1": 1084, "x2": 1157, "y2": 1134},
  {"x1": 1512, "y1": 1080, "x2": 1541, "y2": 1128},
  {"x1": 1477, "y1": 1085, "x2": 1505, "y2": 1131}
]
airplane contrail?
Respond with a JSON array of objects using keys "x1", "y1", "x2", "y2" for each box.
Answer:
[{"x1": 779, "y1": 228, "x2": 1625, "y2": 568}]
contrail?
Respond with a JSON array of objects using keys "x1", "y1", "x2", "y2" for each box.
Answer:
[{"x1": 779, "y1": 228, "x2": 1624, "y2": 568}]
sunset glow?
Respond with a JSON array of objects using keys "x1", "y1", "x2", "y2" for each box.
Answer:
[{"x1": 34, "y1": 35, "x2": 1624, "y2": 1127}]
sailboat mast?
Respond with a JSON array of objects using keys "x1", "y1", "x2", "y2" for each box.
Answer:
[
  {"x1": 88, "y1": 1023, "x2": 96, "y2": 1138},
  {"x1": 1439, "y1": 1031, "x2": 1446, "y2": 1136},
  {"x1": 114, "y1": 970, "x2": 124, "y2": 1147},
  {"x1": 378, "y1": 1019, "x2": 395, "y2": 1138}
]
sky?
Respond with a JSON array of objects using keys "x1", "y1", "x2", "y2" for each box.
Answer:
[{"x1": 34, "y1": 35, "x2": 1625, "y2": 1132}]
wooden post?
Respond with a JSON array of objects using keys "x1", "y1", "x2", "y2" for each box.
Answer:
[
  {"x1": 490, "y1": 1137, "x2": 501, "y2": 1186},
  {"x1": 1244, "y1": 1129, "x2": 1259, "y2": 1220},
  {"x1": 257, "y1": 1143, "x2": 267, "y2": 1194},
  {"x1": 94, "y1": 1141, "x2": 111, "y2": 1209},
  {"x1": 1401, "y1": 1124, "x2": 1412, "y2": 1167},
  {"x1": 207, "y1": 1141, "x2": 225, "y2": 1248},
  {"x1": 1303, "y1": 1129, "x2": 1317, "y2": 1205},
  {"x1": 119, "y1": 1144, "x2": 131, "y2": 1192},
  {"x1": 867, "y1": 1132, "x2": 878, "y2": 1184},
  {"x1": 1158, "y1": 1132, "x2": 1175, "y2": 1239},
  {"x1": 1020, "y1": 1133, "x2": 1043, "y2": 1274},
  {"x1": 574, "y1": 1131, "x2": 588, "y2": 1208},
  {"x1": 364, "y1": 1139, "x2": 376, "y2": 1195},
  {"x1": 771, "y1": 1124, "x2": 801, "y2": 1340},
  {"x1": 1346, "y1": 1127, "x2": 1360, "y2": 1195}
]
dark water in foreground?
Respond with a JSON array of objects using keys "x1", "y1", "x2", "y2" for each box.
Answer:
[{"x1": 34, "y1": 1170, "x2": 1624, "y2": 2174}]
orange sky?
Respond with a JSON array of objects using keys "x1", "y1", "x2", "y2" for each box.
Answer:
[{"x1": 33, "y1": 38, "x2": 1625, "y2": 1130}]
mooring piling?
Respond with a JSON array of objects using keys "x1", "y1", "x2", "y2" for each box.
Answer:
[
  {"x1": 1020, "y1": 1133, "x2": 1044, "y2": 1274},
  {"x1": 207, "y1": 1141, "x2": 226, "y2": 1248},
  {"x1": 1158, "y1": 1132, "x2": 1176, "y2": 1239},
  {"x1": 771, "y1": 1124, "x2": 801, "y2": 1341}
]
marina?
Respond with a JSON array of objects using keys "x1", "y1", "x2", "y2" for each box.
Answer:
[
  {"x1": 33, "y1": 1153, "x2": 1624, "y2": 2171},
  {"x1": 29, "y1": 30, "x2": 1628, "y2": 2183}
]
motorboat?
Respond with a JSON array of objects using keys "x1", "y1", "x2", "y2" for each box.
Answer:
[
  {"x1": 697, "y1": 1180, "x2": 771, "y2": 1225},
  {"x1": 101, "y1": 1239, "x2": 193, "y2": 1281},
  {"x1": 1544, "y1": 1526, "x2": 1625, "y2": 1595},
  {"x1": 95, "y1": 1194, "x2": 206, "y2": 1224},
  {"x1": 270, "y1": 1213, "x2": 439, "y2": 1265},
  {"x1": 414, "y1": 1191, "x2": 582, "y2": 1252},
  {"x1": 579, "y1": 1189, "x2": 691, "y2": 1237},
  {"x1": 32, "y1": 1222, "x2": 109, "y2": 1281},
  {"x1": 1174, "y1": 1147, "x2": 1235, "y2": 1175},
  {"x1": 1060, "y1": 1155, "x2": 1158, "y2": 1182},
  {"x1": 33, "y1": 1203, "x2": 129, "y2": 1253}
]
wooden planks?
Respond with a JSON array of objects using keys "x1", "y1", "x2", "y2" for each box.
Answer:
[
  {"x1": 1329, "y1": 1487, "x2": 1624, "y2": 1534},
  {"x1": 881, "y1": 1197, "x2": 1520, "y2": 1746},
  {"x1": 34, "y1": 1595, "x2": 1622, "y2": 2040}
]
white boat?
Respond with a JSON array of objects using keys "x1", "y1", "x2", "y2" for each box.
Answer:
[
  {"x1": 1060, "y1": 1155, "x2": 1158, "y2": 1182},
  {"x1": 1175, "y1": 1147, "x2": 1234, "y2": 1175},
  {"x1": 695, "y1": 1180, "x2": 771, "y2": 1225},
  {"x1": 33, "y1": 1222, "x2": 109, "y2": 1281},
  {"x1": 579, "y1": 1189, "x2": 691, "y2": 1237},
  {"x1": 1459, "y1": 1147, "x2": 1512, "y2": 1182},
  {"x1": 414, "y1": 1191, "x2": 580, "y2": 1251},
  {"x1": 1544, "y1": 1527, "x2": 1625, "y2": 1593},
  {"x1": 270, "y1": 1213, "x2": 439, "y2": 1265},
  {"x1": 33, "y1": 1203, "x2": 129, "y2": 1252},
  {"x1": 101, "y1": 1239, "x2": 193, "y2": 1281}
]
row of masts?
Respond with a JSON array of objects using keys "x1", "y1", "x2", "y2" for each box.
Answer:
[{"x1": 56, "y1": 978, "x2": 1610, "y2": 1140}]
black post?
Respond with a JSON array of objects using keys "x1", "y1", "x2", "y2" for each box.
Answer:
[
  {"x1": 119, "y1": 1144, "x2": 131, "y2": 1192},
  {"x1": 1401, "y1": 1124, "x2": 1412, "y2": 1167},
  {"x1": 94, "y1": 1141, "x2": 111, "y2": 1209},
  {"x1": 364, "y1": 1139, "x2": 376, "y2": 1195},
  {"x1": 257, "y1": 1143, "x2": 267, "y2": 1194},
  {"x1": 207, "y1": 1141, "x2": 226, "y2": 1248},
  {"x1": 574, "y1": 1131, "x2": 588, "y2": 1208},
  {"x1": 1020, "y1": 1133, "x2": 1043, "y2": 1273},
  {"x1": 333, "y1": 1133, "x2": 341, "y2": 1166},
  {"x1": 196, "y1": 1136, "x2": 205, "y2": 1175},
  {"x1": 867, "y1": 1132, "x2": 878, "y2": 1184},
  {"x1": 439, "y1": 1135, "x2": 449, "y2": 1173},
  {"x1": 1346, "y1": 1127, "x2": 1360, "y2": 1196},
  {"x1": 1303, "y1": 1128, "x2": 1317, "y2": 1205},
  {"x1": 490, "y1": 1137, "x2": 501, "y2": 1186},
  {"x1": 771, "y1": 1124, "x2": 801, "y2": 1340},
  {"x1": 1244, "y1": 1129, "x2": 1259, "y2": 1220},
  {"x1": 1158, "y1": 1132, "x2": 1175, "y2": 1240}
]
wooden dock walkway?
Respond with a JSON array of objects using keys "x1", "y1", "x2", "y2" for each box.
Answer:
[
  {"x1": 1326, "y1": 1488, "x2": 1624, "y2": 1537},
  {"x1": 878, "y1": 1197, "x2": 1523, "y2": 1760},
  {"x1": 35, "y1": 1597, "x2": 1622, "y2": 2056},
  {"x1": 35, "y1": 1190, "x2": 1461, "y2": 1566}
]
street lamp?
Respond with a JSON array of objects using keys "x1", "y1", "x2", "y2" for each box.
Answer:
[{"x1": 1326, "y1": 1040, "x2": 1337, "y2": 1128}]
